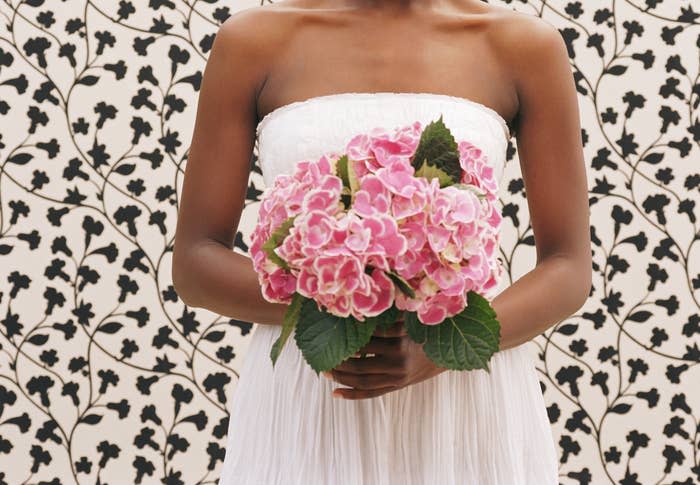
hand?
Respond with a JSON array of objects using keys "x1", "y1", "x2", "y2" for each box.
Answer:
[{"x1": 321, "y1": 316, "x2": 448, "y2": 400}]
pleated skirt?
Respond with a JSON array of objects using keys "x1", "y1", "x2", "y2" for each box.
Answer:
[{"x1": 217, "y1": 315, "x2": 560, "y2": 485}]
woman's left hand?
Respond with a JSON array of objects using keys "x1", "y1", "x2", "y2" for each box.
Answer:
[{"x1": 321, "y1": 319, "x2": 448, "y2": 400}]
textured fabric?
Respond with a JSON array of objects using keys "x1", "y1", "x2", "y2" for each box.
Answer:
[{"x1": 218, "y1": 92, "x2": 560, "y2": 485}]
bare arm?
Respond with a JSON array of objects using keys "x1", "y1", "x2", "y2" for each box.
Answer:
[
  {"x1": 491, "y1": 16, "x2": 592, "y2": 351},
  {"x1": 171, "y1": 9, "x2": 288, "y2": 325}
]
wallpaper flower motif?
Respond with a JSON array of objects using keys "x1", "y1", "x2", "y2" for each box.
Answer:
[{"x1": 0, "y1": 1, "x2": 698, "y2": 484}]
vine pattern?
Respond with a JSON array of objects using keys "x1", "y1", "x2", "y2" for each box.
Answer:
[{"x1": 0, "y1": 0, "x2": 698, "y2": 484}]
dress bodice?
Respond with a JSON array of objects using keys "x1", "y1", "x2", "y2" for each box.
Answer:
[
  {"x1": 255, "y1": 92, "x2": 511, "y2": 189},
  {"x1": 222, "y1": 97, "x2": 560, "y2": 485}
]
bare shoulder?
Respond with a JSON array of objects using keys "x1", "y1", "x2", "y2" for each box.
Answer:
[
  {"x1": 208, "y1": 1, "x2": 313, "y2": 108},
  {"x1": 486, "y1": 5, "x2": 563, "y2": 42},
  {"x1": 213, "y1": 2, "x2": 303, "y2": 59},
  {"x1": 488, "y1": 9, "x2": 569, "y2": 77},
  {"x1": 483, "y1": 9, "x2": 573, "y2": 130}
]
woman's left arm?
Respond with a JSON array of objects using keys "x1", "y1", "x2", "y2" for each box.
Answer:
[
  {"x1": 324, "y1": 16, "x2": 593, "y2": 400},
  {"x1": 492, "y1": 16, "x2": 592, "y2": 352}
]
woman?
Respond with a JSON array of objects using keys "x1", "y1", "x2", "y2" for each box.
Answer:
[{"x1": 172, "y1": 0, "x2": 591, "y2": 483}]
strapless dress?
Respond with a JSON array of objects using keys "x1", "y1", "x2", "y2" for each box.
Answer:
[{"x1": 217, "y1": 92, "x2": 560, "y2": 485}]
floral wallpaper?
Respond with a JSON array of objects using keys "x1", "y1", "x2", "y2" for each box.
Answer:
[{"x1": 0, "y1": 0, "x2": 698, "y2": 484}]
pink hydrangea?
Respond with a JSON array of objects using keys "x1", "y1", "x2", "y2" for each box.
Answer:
[{"x1": 250, "y1": 120, "x2": 504, "y2": 325}]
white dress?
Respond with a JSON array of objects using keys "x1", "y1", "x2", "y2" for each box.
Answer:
[{"x1": 218, "y1": 92, "x2": 560, "y2": 485}]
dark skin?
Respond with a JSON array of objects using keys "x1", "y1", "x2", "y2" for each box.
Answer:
[
  {"x1": 172, "y1": 0, "x2": 591, "y2": 400},
  {"x1": 322, "y1": 317, "x2": 449, "y2": 400}
]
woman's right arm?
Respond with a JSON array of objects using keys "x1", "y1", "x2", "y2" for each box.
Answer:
[{"x1": 171, "y1": 10, "x2": 288, "y2": 325}]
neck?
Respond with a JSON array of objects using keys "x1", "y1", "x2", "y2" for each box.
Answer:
[{"x1": 334, "y1": 0, "x2": 462, "y2": 13}]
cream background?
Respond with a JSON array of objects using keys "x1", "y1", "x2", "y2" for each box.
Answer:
[{"x1": 0, "y1": 1, "x2": 698, "y2": 484}]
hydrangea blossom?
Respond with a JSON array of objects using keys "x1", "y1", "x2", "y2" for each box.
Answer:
[{"x1": 250, "y1": 120, "x2": 504, "y2": 325}]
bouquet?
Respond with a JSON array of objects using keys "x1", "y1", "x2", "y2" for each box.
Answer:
[{"x1": 250, "y1": 115, "x2": 505, "y2": 375}]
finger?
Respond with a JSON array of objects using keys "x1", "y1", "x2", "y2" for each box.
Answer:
[
  {"x1": 334, "y1": 354, "x2": 403, "y2": 375},
  {"x1": 333, "y1": 385, "x2": 399, "y2": 400},
  {"x1": 327, "y1": 368, "x2": 402, "y2": 390}
]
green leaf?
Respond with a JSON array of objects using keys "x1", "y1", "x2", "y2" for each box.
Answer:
[
  {"x1": 262, "y1": 215, "x2": 297, "y2": 270},
  {"x1": 410, "y1": 115, "x2": 461, "y2": 185},
  {"x1": 336, "y1": 154, "x2": 350, "y2": 188},
  {"x1": 270, "y1": 292, "x2": 305, "y2": 366},
  {"x1": 414, "y1": 159, "x2": 453, "y2": 188},
  {"x1": 385, "y1": 270, "x2": 416, "y2": 298},
  {"x1": 364, "y1": 304, "x2": 401, "y2": 333},
  {"x1": 406, "y1": 291, "x2": 501, "y2": 372},
  {"x1": 294, "y1": 298, "x2": 377, "y2": 375},
  {"x1": 404, "y1": 311, "x2": 427, "y2": 343}
]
